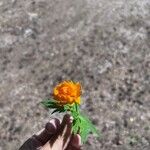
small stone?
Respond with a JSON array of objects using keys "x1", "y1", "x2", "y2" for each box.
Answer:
[
  {"x1": 0, "y1": 2, "x2": 3, "y2": 6},
  {"x1": 24, "y1": 28, "x2": 34, "y2": 37},
  {"x1": 27, "y1": 12, "x2": 38, "y2": 21},
  {"x1": 129, "y1": 118, "x2": 134, "y2": 122}
]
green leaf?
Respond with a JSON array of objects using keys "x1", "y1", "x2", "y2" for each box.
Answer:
[
  {"x1": 72, "y1": 118, "x2": 80, "y2": 134},
  {"x1": 41, "y1": 99, "x2": 58, "y2": 108},
  {"x1": 71, "y1": 113, "x2": 100, "y2": 143},
  {"x1": 82, "y1": 115, "x2": 99, "y2": 136},
  {"x1": 51, "y1": 107, "x2": 66, "y2": 114},
  {"x1": 41, "y1": 99, "x2": 66, "y2": 114},
  {"x1": 64, "y1": 104, "x2": 72, "y2": 111}
]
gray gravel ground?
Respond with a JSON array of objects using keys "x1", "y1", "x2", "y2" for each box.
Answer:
[{"x1": 0, "y1": 0, "x2": 150, "y2": 150}]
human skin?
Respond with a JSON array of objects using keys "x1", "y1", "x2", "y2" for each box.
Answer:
[{"x1": 19, "y1": 114, "x2": 81, "y2": 150}]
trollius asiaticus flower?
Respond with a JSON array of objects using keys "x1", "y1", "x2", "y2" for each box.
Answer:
[
  {"x1": 53, "y1": 81, "x2": 81, "y2": 105},
  {"x1": 42, "y1": 80, "x2": 99, "y2": 143}
]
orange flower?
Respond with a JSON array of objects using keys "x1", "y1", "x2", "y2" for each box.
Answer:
[{"x1": 53, "y1": 81, "x2": 81, "y2": 105}]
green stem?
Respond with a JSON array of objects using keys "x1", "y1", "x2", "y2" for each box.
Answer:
[{"x1": 75, "y1": 103, "x2": 79, "y2": 113}]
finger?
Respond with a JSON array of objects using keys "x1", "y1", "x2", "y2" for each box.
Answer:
[
  {"x1": 19, "y1": 137, "x2": 42, "y2": 150},
  {"x1": 48, "y1": 114, "x2": 73, "y2": 149},
  {"x1": 66, "y1": 134, "x2": 82, "y2": 150},
  {"x1": 60, "y1": 114, "x2": 73, "y2": 148},
  {"x1": 34, "y1": 118, "x2": 60, "y2": 145},
  {"x1": 60, "y1": 114, "x2": 73, "y2": 135}
]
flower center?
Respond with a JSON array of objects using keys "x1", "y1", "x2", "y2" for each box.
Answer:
[{"x1": 61, "y1": 86, "x2": 70, "y2": 94}]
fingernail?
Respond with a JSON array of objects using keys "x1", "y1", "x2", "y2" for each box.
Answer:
[
  {"x1": 49, "y1": 119, "x2": 57, "y2": 128},
  {"x1": 76, "y1": 134, "x2": 81, "y2": 146},
  {"x1": 69, "y1": 116, "x2": 73, "y2": 123}
]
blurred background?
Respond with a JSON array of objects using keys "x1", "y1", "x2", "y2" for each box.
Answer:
[{"x1": 0, "y1": 0, "x2": 150, "y2": 150}]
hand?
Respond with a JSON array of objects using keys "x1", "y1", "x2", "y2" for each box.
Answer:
[{"x1": 19, "y1": 114, "x2": 81, "y2": 150}]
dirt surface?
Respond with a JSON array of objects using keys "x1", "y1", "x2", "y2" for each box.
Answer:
[{"x1": 0, "y1": 0, "x2": 150, "y2": 150}]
